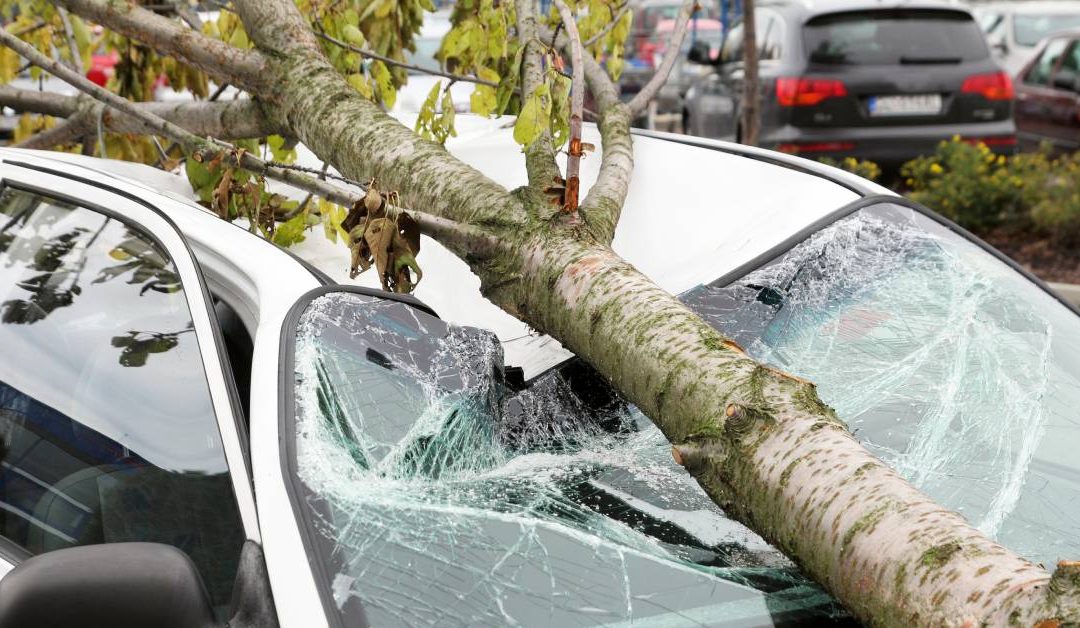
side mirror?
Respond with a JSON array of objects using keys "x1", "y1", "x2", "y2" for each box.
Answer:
[
  {"x1": 687, "y1": 39, "x2": 712, "y2": 65},
  {"x1": 0, "y1": 543, "x2": 218, "y2": 628}
]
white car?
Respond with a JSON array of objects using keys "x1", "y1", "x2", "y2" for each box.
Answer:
[
  {"x1": 975, "y1": 0, "x2": 1080, "y2": 75},
  {"x1": 0, "y1": 118, "x2": 1077, "y2": 627}
]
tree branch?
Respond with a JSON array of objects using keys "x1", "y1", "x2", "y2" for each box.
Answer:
[
  {"x1": 516, "y1": 0, "x2": 560, "y2": 191},
  {"x1": 0, "y1": 27, "x2": 503, "y2": 261},
  {"x1": 57, "y1": 7, "x2": 84, "y2": 74},
  {"x1": 16, "y1": 111, "x2": 94, "y2": 149},
  {"x1": 583, "y1": 4, "x2": 629, "y2": 48},
  {"x1": 228, "y1": 0, "x2": 527, "y2": 230},
  {"x1": 551, "y1": 0, "x2": 585, "y2": 215},
  {"x1": 0, "y1": 86, "x2": 282, "y2": 142},
  {"x1": 627, "y1": 0, "x2": 694, "y2": 115},
  {"x1": 313, "y1": 30, "x2": 497, "y2": 88},
  {"x1": 540, "y1": 23, "x2": 630, "y2": 243},
  {"x1": 54, "y1": 0, "x2": 266, "y2": 93}
]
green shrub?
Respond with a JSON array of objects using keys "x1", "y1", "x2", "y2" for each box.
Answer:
[
  {"x1": 818, "y1": 156, "x2": 882, "y2": 183},
  {"x1": 1031, "y1": 152, "x2": 1080, "y2": 245},
  {"x1": 900, "y1": 137, "x2": 1049, "y2": 232}
]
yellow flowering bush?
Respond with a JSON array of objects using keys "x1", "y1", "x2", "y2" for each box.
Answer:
[{"x1": 900, "y1": 138, "x2": 1049, "y2": 232}]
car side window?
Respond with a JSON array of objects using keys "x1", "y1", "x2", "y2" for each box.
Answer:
[
  {"x1": 1025, "y1": 37, "x2": 1069, "y2": 85},
  {"x1": 0, "y1": 188, "x2": 244, "y2": 612},
  {"x1": 720, "y1": 22, "x2": 743, "y2": 64},
  {"x1": 759, "y1": 16, "x2": 783, "y2": 61},
  {"x1": 1057, "y1": 40, "x2": 1080, "y2": 92}
]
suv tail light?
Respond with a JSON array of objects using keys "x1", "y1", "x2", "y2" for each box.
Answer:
[
  {"x1": 776, "y1": 77, "x2": 848, "y2": 107},
  {"x1": 961, "y1": 72, "x2": 1014, "y2": 100}
]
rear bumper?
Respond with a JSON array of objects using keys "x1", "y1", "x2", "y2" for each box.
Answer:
[{"x1": 762, "y1": 120, "x2": 1017, "y2": 166}]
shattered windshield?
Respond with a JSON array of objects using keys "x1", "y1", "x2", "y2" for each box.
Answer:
[
  {"x1": 683, "y1": 202, "x2": 1080, "y2": 569},
  {"x1": 286, "y1": 292, "x2": 848, "y2": 627}
]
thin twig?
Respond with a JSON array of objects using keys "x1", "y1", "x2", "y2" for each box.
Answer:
[
  {"x1": 627, "y1": 0, "x2": 694, "y2": 115},
  {"x1": 552, "y1": 0, "x2": 585, "y2": 215},
  {"x1": 57, "y1": 7, "x2": 84, "y2": 74},
  {"x1": 10, "y1": 20, "x2": 47, "y2": 38},
  {"x1": 314, "y1": 30, "x2": 497, "y2": 88},
  {"x1": 583, "y1": 4, "x2": 630, "y2": 48}
]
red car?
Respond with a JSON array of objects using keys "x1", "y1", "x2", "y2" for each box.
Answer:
[
  {"x1": 85, "y1": 52, "x2": 119, "y2": 87},
  {"x1": 1015, "y1": 31, "x2": 1080, "y2": 153}
]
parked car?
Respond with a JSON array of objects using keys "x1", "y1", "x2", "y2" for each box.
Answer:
[
  {"x1": 0, "y1": 113, "x2": 1077, "y2": 626},
  {"x1": 1015, "y1": 29, "x2": 1080, "y2": 152},
  {"x1": 627, "y1": 0, "x2": 719, "y2": 62},
  {"x1": 974, "y1": 1, "x2": 1080, "y2": 75},
  {"x1": 682, "y1": 0, "x2": 1017, "y2": 168},
  {"x1": 620, "y1": 18, "x2": 723, "y2": 129}
]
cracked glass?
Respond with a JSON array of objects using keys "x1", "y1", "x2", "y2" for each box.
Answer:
[
  {"x1": 288, "y1": 200, "x2": 1080, "y2": 626},
  {"x1": 683, "y1": 202, "x2": 1080, "y2": 568},
  {"x1": 289, "y1": 293, "x2": 848, "y2": 627}
]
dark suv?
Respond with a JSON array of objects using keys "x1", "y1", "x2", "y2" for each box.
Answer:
[{"x1": 682, "y1": 0, "x2": 1017, "y2": 167}]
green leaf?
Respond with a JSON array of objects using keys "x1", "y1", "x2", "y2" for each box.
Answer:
[
  {"x1": 342, "y1": 24, "x2": 366, "y2": 47},
  {"x1": 185, "y1": 157, "x2": 216, "y2": 192},
  {"x1": 266, "y1": 134, "x2": 296, "y2": 163},
  {"x1": 347, "y1": 73, "x2": 373, "y2": 99},
  {"x1": 513, "y1": 83, "x2": 550, "y2": 149},
  {"x1": 550, "y1": 73, "x2": 572, "y2": 148},
  {"x1": 273, "y1": 210, "x2": 308, "y2": 247},
  {"x1": 371, "y1": 60, "x2": 396, "y2": 109},
  {"x1": 469, "y1": 67, "x2": 499, "y2": 117}
]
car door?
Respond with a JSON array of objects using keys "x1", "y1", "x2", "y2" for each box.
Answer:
[
  {"x1": 1044, "y1": 38, "x2": 1080, "y2": 152},
  {"x1": 1016, "y1": 36, "x2": 1071, "y2": 151},
  {"x1": 0, "y1": 158, "x2": 258, "y2": 618}
]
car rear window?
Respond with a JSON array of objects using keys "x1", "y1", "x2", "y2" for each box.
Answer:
[
  {"x1": 1015, "y1": 13, "x2": 1080, "y2": 47},
  {"x1": 804, "y1": 9, "x2": 989, "y2": 65}
]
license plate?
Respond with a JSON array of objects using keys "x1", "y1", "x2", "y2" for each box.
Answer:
[{"x1": 868, "y1": 94, "x2": 942, "y2": 116}]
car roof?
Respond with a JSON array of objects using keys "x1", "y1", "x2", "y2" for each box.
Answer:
[
  {"x1": 656, "y1": 18, "x2": 722, "y2": 30},
  {"x1": 759, "y1": 0, "x2": 973, "y2": 20},
  {"x1": 0, "y1": 116, "x2": 887, "y2": 379},
  {"x1": 975, "y1": 1, "x2": 1080, "y2": 14}
]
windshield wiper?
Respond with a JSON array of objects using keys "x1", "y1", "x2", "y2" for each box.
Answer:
[{"x1": 899, "y1": 56, "x2": 962, "y2": 64}]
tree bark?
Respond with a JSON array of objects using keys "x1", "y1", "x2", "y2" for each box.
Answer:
[
  {"x1": 20, "y1": 1, "x2": 1080, "y2": 625},
  {"x1": 740, "y1": 0, "x2": 761, "y2": 147}
]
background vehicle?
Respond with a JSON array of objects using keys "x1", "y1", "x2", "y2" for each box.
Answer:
[
  {"x1": 0, "y1": 114, "x2": 1077, "y2": 626},
  {"x1": 621, "y1": 18, "x2": 723, "y2": 129},
  {"x1": 682, "y1": 0, "x2": 1017, "y2": 168},
  {"x1": 974, "y1": 1, "x2": 1080, "y2": 75},
  {"x1": 627, "y1": 0, "x2": 719, "y2": 61},
  {"x1": 1015, "y1": 29, "x2": 1080, "y2": 152}
]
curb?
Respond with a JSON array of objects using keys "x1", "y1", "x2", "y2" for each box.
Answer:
[{"x1": 1049, "y1": 282, "x2": 1080, "y2": 307}]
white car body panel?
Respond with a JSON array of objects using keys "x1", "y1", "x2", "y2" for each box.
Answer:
[{"x1": 0, "y1": 148, "x2": 330, "y2": 627}]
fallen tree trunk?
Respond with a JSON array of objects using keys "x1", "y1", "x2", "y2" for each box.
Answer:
[{"x1": 22, "y1": 0, "x2": 1080, "y2": 624}]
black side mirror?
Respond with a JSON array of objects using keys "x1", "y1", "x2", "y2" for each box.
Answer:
[
  {"x1": 687, "y1": 39, "x2": 712, "y2": 65},
  {"x1": 0, "y1": 543, "x2": 218, "y2": 628}
]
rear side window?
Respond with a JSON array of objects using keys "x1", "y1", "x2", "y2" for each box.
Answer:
[
  {"x1": 0, "y1": 188, "x2": 243, "y2": 611},
  {"x1": 1024, "y1": 37, "x2": 1070, "y2": 85},
  {"x1": 804, "y1": 10, "x2": 989, "y2": 65}
]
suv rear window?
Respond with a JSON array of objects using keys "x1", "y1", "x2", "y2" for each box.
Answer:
[{"x1": 804, "y1": 9, "x2": 989, "y2": 65}]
